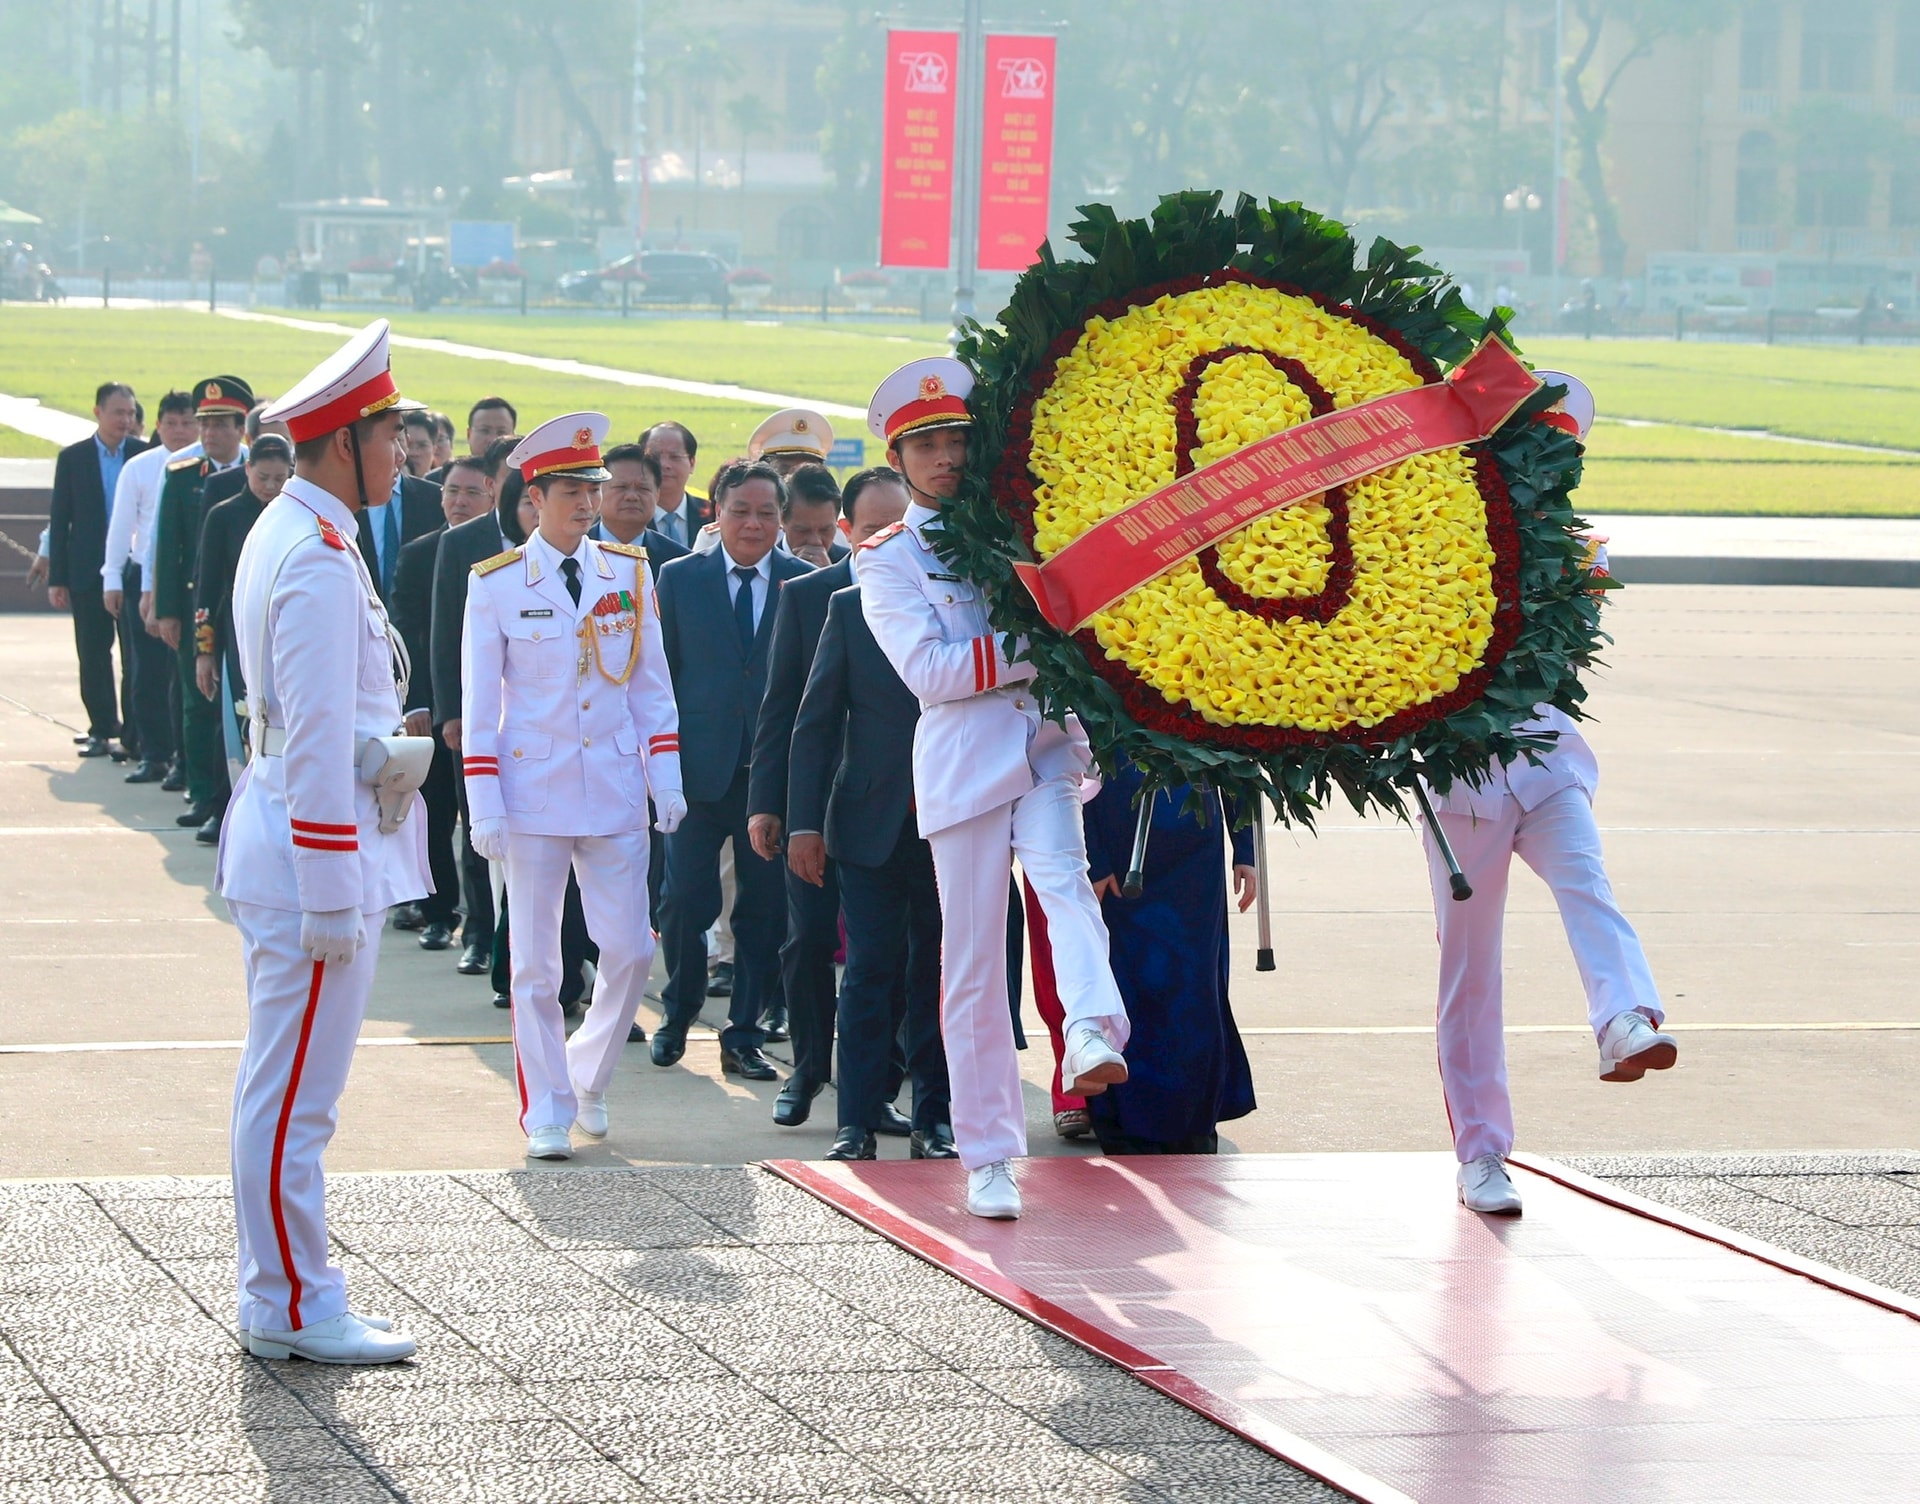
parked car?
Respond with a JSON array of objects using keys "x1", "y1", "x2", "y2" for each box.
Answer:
[{"x1": 557, "y1": 251, "x2": 730, "y2": 305}]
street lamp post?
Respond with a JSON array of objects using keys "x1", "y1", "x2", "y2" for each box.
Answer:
[
  {"x1": 949, "y1": 0, "x2": 984, "y2": 345},
  {"x1": 1503, "y1": 186, "x2": 1543, "y2": 259}
]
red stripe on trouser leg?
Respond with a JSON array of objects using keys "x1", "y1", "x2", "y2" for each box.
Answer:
[{"x1": 267, "y1": 959, "x2": 326, "y2": 1331}]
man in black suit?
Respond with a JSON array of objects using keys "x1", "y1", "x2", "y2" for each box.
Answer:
[
  {"x1": 746, "y1": 468, "x2": 855, "y2": 1128},
  {"x1": 787, "y1": 469, "x2": 952, "y2": 1161},
  {"x1": 639, "y1": 421, "x2": 708, "y2": 549},
  {"x1": 358, "y1": 466, "x2": 443, "y2": 611},
  {"x1": 432, "y1": 438, "x2": 517, "y2": 979},
  {"x1": 47, "y1": 381, "x2": 147, "y2": 755},
  {"x1": 653, "y1": 462, "x2": 813, "y2": 1079},
  {"x1": 392, "y1": 455, "x2": 494, "y2": 955}
]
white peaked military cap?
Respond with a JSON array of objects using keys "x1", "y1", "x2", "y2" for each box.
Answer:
[
  {"x1": 260, "y1": 318, "x2": 424, "y2": 444},
  {"x1": 1531, "y1": 369, "x2": 1595, "y2": 439},
  {"x1": 506, "y1": 412, "x2": 612, "y2": 483},
  {"x1": 868, "y1": 356, "x2": 974, "y2": 446},
  {"x1": 748, "y1": 408, "x2": 835, "y2": 460}
]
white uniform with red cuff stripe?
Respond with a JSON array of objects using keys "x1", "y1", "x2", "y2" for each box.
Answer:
[
  {"x1": 460, "y1": 532, "x2": 681, "y2": 1136},
  {"x1": 859, "y1": 501, "x2": 1127, "y2": 1171},
  {"x1": 217, "y1": 475, "x2": 429, "y2": 1335}
]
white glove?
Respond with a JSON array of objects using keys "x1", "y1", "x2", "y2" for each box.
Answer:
[
  {"x1": 653, "y1": 790, "x2": 687, "y2": 835},
  {"x1": 470, "y1": 816, "x2": 509, "y2": 862},
  {"x1": 300, "y1": 907, "x2": 365, "y2": 967}
]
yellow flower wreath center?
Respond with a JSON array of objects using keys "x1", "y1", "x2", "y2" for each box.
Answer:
[{"x1": 1025, "y1": 281, "x2": 1500, "y2": 732}]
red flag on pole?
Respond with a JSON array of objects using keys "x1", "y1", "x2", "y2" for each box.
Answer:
[
  {"x1": 977, "y1": 35, "x2": 1056, "y2": 273},
  {"x1": 880, "y1": 31, "x2": 960, "y2": 269}
]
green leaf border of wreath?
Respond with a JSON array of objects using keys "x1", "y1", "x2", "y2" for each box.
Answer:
[{"x1": 938, "y1": 189, "x2": 1609, "y2": 829}]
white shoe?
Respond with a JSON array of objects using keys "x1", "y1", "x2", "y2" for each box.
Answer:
[
  {"x1": 574, "y1": 1089, "x2": 608, "y2": 1138},
  {"x1": 526, "y1": 1124, "x2": 573, "y2": 1160},
  {"x1": 1061, "y1": 1020, "x2": 1128, "y2": 1097},
  {"x1": 1598, "y1": 1009, "x2": 1678, "y2": 1082},
  {"x1": 1456, "y1": 1153, "x2": 1523, "y2": 1216},
  {"x1": 247, "y1": 1313, "x2": 416, "y2": 1365},
  {"x1": 966, "y1": 1159, "x2": 1023, "y2": 1220}
]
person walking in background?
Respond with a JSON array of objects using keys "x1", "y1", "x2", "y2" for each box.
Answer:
[
  {"x1": 48, "y1": 380, "x2": 148, "y2": 758},
  {"x1": 153, "y1": 376, "x2": 253, "y2": 842},
  {"x1": 460, "y1": 412, "x2": 684, "y2": 1160},
  {"x1": 651, "y1": 462, "x2": 811, "y2": 1081},
  {"x1": 104, "y1": 389, "x2": 196, "y2": 786}
]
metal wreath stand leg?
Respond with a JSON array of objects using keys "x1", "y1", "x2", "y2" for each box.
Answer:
[{"x1": 1121, "y1": 785, "x2": 1280, "y2": 972}]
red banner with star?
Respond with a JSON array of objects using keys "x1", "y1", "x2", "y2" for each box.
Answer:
[
  {"x1": 977, "y1": 35, "x2": 1056, "y2": 273},
  {"x1": 880, "y1": 30, "x2": 959, "y2": 269}
]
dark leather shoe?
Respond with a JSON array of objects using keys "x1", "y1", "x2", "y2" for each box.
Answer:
[
  {"x1": 650, "y1": 1026, "x2": 687, "y2": 1067},
  {"x1": 457, "y1": 939, "x2": 489, "y2": 975},
  {"x1": 627, "y1": 1021, "x2": 648, "y2": 1044},
  {"x1": 874, "y1": 1102, "x2": 912, "y2": 1138},
  {"x1": 720, "y1": 1047, "x2": 777, "y2": 1082},
  {"x1": 392, "y1": 905, "x2": 426, "y2": 932},
  {"x1": 761, "y1": 1005, "x2": 789, "y2": 1043},
  {"x1": 773, "y1": 1076, "x2": 824, "y2": 1127},
  {"x1": 910, "y1": 1124, "x2": 958, "y2": 1160},
  {"x1": 176, "y1": 803, "x2": 214, "y2": 827},
  {"x1": 77, "y1": 737, "x2": 109, "y2": 758},
  {"x1": 124, "y1": 759, "x2": 165, "y2": 784},
  {"x1": 419, "y1": 922, "x2": 454, "y2": 951},
  {"x1": 160, "y1": 765, "x2": 186, "y2": 792},
  {"x1": 195, "y1": 813, "x2": 221, "y2": 845},
  {"x1": 705, "y1": 962, "x2": 733, "y2": 997},
  {"x1": 492, "y1": 991, "x2": 511, "y2": 1010},
  {"x1": 108, "y1": 745, "x2": 131, "y2": 763},
  {"x1": 825, "y1": 1127, "x2": 877, "y2": 1162}
]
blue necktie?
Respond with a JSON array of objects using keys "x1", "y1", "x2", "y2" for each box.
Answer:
[
  {"x1": 381, "y1": 498, "x2": 399, "y2": 596},
  {"x1": 732, "y1": 565, "x2": 756, "y2": 653}
]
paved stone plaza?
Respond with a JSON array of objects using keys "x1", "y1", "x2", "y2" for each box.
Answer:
[{"x1": 1, "y1": 585, "x2": 1917, "y2": 1500}]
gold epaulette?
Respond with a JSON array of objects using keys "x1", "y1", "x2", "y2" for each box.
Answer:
[
  {"x1": 167, "y1": 455, "x2": 203, "y2": 472},
  {"x1": 859, "y1": 521, "x2": 907, "y2": 550},
  {"x1": 599, "y1": 540, "x2": 647, "y2": 560},
  {"x1": 472, "y1": 548, "x2": 524, "y2": 577}
]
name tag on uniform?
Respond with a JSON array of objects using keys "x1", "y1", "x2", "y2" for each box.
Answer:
[
  {"x1": 929, "y1": 571, "x2": 964, "y2": 582},
  {"x1": 520, "y1": 608, "x2": 553, "y2": 618}
]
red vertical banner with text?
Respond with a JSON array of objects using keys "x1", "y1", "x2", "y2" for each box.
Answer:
[
  {"x1": 880, "y1": 30, "x2": 959, "y2": 269},
  {"x1": 977, "y1": 34, "x2": 1057, "y2": 273}
]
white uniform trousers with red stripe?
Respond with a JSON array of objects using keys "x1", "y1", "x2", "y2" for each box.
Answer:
[
  {"x1": 504, "y1": 829, "x2": 654, "y2": 1133},
  {"x1": 925, "y1": 773, "x2": 1128, "y2": 1171},
  {"x1": 229, "y1": 899, "x2": 387, "y2": 1334},
  {"x1": 1424, "y1": 784, "x2": 1665, "y2": 1165}
]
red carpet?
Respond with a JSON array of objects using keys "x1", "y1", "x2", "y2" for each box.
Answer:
[{"x1": 767, "y1": 1152, "x2": 1920, "y2": 1503}]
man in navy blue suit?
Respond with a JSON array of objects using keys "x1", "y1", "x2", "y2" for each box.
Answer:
[{"x1": 651, "y1": 461, "x2": 813, "y2": 1080}]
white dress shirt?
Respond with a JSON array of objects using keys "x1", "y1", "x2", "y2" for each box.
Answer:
[
  {"x1": 103, "y1": 440, "x2": 200, "y2": 587},
  {"x1": 720, "y1": 544, "x2": 772, "y2": 634}
]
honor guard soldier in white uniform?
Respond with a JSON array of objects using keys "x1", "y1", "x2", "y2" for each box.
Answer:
[
  {"x1": 748, "y1": 407, "x2": 835, "y2": 477},
  {"x1": 219, "y1": 319, "x2": 434, "y2": 1365},
  {"x1": 859, "y1": 357, "x2": 1130, "y2": 1220},
  {"x1": 1423, "y1": 371, "x2": 1678, "y2": 1219},
  {"x1": 461, "y1": 413, "x2": 686, "y2": 1160}
]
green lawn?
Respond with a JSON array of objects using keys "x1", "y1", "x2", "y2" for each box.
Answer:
[
  {"x1": 0, "y1": 429, "x2": 59, "y2": 457},
  {"x1": 5, "y1": 307, "x2": 1920, "y2": 513}
]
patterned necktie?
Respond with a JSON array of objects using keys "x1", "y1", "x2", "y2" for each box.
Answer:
[
  {"x1": 381, "y1": 497, "x2": 400, "y2": 597},
  {"x1": 732, "y1": 565, "x2": 756, "y2": 652},
  {"x1": 561, "y1": 556, "x2": 582, "y2": 606}
]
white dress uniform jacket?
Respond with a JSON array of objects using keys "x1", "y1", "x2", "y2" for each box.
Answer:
[
  {"x1": 460, "y1": 533, "x2": 682, "y2": 835},
  {"x1": 103, "y1": 439, "x2": 200, "y2": 587},
  {"x1": 216, "y1": 477, "x2": 430, "y2": 914},
  {"x1": 859, "y1": 502, "x2": 1091, "y2": 835}
]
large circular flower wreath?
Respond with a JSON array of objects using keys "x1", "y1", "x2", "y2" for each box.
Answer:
[{"x1": 938, "y1": 192, "x2": 1606, "y2": 826}]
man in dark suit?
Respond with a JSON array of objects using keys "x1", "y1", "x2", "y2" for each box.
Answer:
[
  {"x1": 392, "y1": 455, "x2": 495, "y2": 954},
  {"x1": 653, "y1": 462, "x2": 813, "y2": 1079},
  {"x1": 47, "y1": 381, "x2": 148, "y2": 755},
  {"x1": 358, "y1": 468, "x2": 443, "y2": 610},
  {"x1": 639, "y1": 421, "x2": 709, "y2": 549},
  {"x1": 432, "y1": 438, "x2": 517, "y2": 979},
  {"x1": 786, "y1": 469, "x2": 952, "y2": 1161},
  {"x1": 746, "y1": 470, "x2": 856, "y2": 1128}
]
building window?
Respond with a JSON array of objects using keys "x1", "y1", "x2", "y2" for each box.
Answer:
[
  {"x1": 1893, "y1": 172, "x2": 1920, "y2": 226},
  {"x1": 1736, "y1": 131, "x2": 1779, "y2": 225},
  {"x1": 1741, "y1": 4, "x2": 1780, "y2": 92},
  {"x1": 1899, "y1": 5, "x2": 1920, "y2": 94},
  {"x1": 1797, "y1": 168, "x2": 1872, "y2": 226},
  {"x1": 1801, "y1": 3, "x2": 1873, "y2": 94}
]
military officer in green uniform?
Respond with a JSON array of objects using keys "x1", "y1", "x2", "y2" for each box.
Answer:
[{"x1": 153, "y1": 375, "x2": 253, "y2": 841}]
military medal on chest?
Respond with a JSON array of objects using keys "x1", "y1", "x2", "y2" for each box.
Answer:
[{"x1": 577, "y1": 589, "x2": 640, "y2": 684}]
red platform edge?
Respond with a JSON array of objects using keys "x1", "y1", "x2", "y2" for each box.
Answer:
[
  {"x1": 1508, "y1": 1153, "x2": 1920, "y2": 1324},
  {"x1": 763, "y1": 1158, "x2": 1418, "y2": 1504}
]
